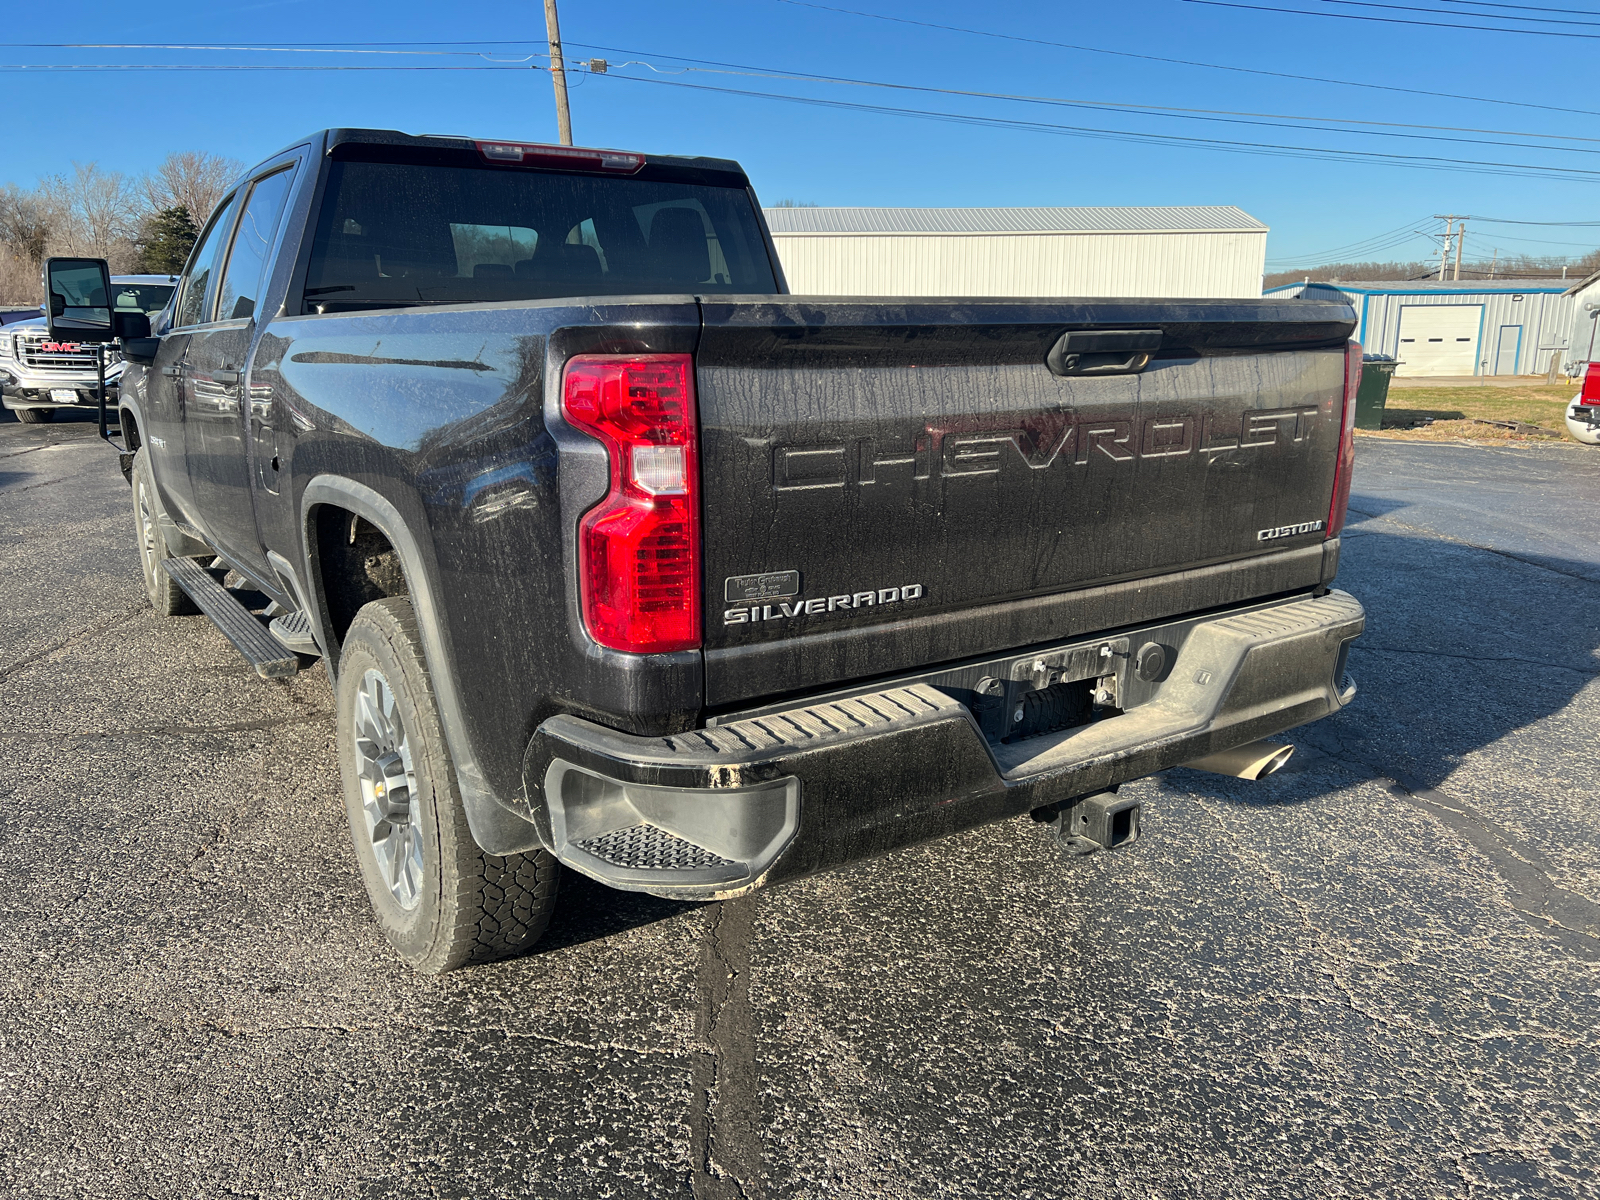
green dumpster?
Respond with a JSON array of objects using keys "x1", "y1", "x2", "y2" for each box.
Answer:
[{"x1": 1355, "y1": 353, "x2": 1397, "y2": 431}]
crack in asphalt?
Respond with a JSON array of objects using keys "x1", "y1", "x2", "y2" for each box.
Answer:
[
  {"x1": 1193, "y1": 776, "x2": 1600, "y2": 1045},
  {"x1": 1261, "y1": 732, "x2": 1600, "y2": 965},
  {"x1": 0, "y1": 475, "x2": 72, "y2": 497},
  {"x1": 0, "y1": 441, "x2": 80, "y2": 462},
  {"x1": 689, "y1": 898, "x2": 762, "y2": 1200},
  {"x1": 0, "y1": 604, "x2": 146, "y2": 683},
  {"x1": 1350, "y1": 643, "x2": 1600, "y2": 677},
  {"x1": 1385, "y1": 772, "x2": 1600, "y2": 952}
]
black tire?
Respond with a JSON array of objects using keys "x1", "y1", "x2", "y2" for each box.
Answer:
[
  {"x1": 131, "y1": 449, "x2": 198, "y2": 616},
  {"x1": 336, "y1": 596, "x2": 558, "y2": 973},
  {"x1": 15, "y1": 407, "x2": 53, "y2": 424}
]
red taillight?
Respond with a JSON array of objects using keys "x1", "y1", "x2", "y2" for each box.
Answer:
[
  {"x1": 475, "y1": 140, "x2": 644, "y2": 173},
  {"x1": 1580, "y1": 362, "x2": 1600, "y2": 406},
  {"x1": 1326, "y1": 340, "x2": 1362, "y2": 539},
  {"x1": 562, "y1": 354, "x2": 701, "y2": 654}
]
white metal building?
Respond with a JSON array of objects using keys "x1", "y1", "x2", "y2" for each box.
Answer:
[
  {"x1": 764, "y1": 206, "x2": 1269, "y2": 299},
  {"x1": 1263, "y1": 279, "x2": 1573, "y2": 377},
  {"x1": 1559, "y1": 267, "x2": 1600, "y2": 376}
]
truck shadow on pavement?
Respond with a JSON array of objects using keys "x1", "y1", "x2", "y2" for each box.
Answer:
[
  {"x1": 1163, "y1": 501, "x2": 1599, "y2": 811},
  {"x1": 536, "y1": 867, "x2": 700, "y2": 953}
]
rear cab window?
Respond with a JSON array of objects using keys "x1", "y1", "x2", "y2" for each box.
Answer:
[
  {"x1": 300, "y1": 145, "x2": 778, "y2": 312},
  {"x1": 216, "y1": 166, "x2": 297, "y2": 322}
]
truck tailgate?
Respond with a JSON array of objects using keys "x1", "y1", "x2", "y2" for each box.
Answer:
[{"x1": 695, "y1": 297, "x2": 1356, "y2": 706}]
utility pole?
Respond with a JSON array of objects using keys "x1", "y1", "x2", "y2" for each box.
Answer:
[
  {"x1": 1454, "y1": 221, "x2": 1465, "y2": 281},
  {"x1": 1489, "y1": 249, "x2": 1498, "y2": 279},
  {"x1": 543, "y1": 0, "x2": 573, "y2": 146},
  {"x1": 1433, "y1": 214, "x2": 1464, "y2": 281}
]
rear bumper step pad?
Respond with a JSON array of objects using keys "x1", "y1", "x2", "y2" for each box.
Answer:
[{"x1": 161, "y1": 558, "x2": 303, "y2": 679}]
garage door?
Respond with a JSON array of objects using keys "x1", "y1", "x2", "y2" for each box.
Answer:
[{"x1": 1395, "y1": 305, "x2": 1482, "y2": 377}]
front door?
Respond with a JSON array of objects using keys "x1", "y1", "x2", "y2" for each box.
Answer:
[
  {"x1": 142, "y1": 190, "x2": 243, "y2": 528},
  {"x1": 139, "y1": 333, "x2": 194, "y2": 520},
  {"x1": 181, "y1": 166, "x2": 297, "y2": 579}
]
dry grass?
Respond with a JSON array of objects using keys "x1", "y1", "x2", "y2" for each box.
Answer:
[{"x1": 1361, "y1": 384, "x2": 1577, "y2": 443}]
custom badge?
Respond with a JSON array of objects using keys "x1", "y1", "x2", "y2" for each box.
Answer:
[{"x1": 1257, "y1": 519, "x2": 1326, "y2": 541}]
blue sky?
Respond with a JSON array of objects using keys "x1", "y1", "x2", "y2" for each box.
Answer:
[{"x1": 6, "y1": 0, "x2": 1598, "y2": 269}]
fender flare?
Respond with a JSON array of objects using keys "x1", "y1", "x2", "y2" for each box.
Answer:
[{"x1": 300, "y1": 474, "x2": 545, "y2": 856}]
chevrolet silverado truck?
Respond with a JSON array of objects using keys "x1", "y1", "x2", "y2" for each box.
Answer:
[
  {"x1": 47, "y1": 129, "x2": 1365, "y2": 973},
  {"x1": 0, "y1": 275, "x2": 174, "y2": 423}
]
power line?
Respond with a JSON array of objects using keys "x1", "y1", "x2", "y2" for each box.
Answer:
[
  {"x1": 1265, "y1": 219, "x2": 1436, "y2": 262},
  {"x1": 568, "y1": 41, "x2": 1600, "y2": 147},
  {"x1": 1442, "y1": 0, "x2": 1600, "y2": 14},
  {"x1": 1454, "y1": 230, "x2": 1600, "y2": 247},
  {"x1": 595, "y1": 71, "x2": 1600, "y2": 182},
  {"x1": 1184, "y1": 0, "x2": 1600, "y2": 37},
  {"x1": 1467, "y1": 215, "x2": 1600, "y2": 224},
  {"x1": 0, "y1": 41, "x2": 538, "y2": 56},
  {"x1": 0, "y1": 39, "x2": 548, "y2": 47},
  {"x1": 764, "y1": 0, "x2": 1600, "y2": 117},
  {"x1": 1266, "y1": 232, "x2": 1437, "y2": 265},
  {"x1": 1313, "y1": 0, "x2": 1600, "y2": 28},
  {"x1": 0, "y1": 63, "x2": 537, "y2": 71}
]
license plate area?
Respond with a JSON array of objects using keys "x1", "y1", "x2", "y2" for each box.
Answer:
[
  {"x1": 49, "y1": 389, "x2": 80, "y2": 404},
  {"x1": 709, "y1": 630, "x2": 1136, "y2": 744}
]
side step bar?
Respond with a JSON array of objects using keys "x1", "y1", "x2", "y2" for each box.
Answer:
[{"x1": 161, "y1": 557, "x2": 302, "y2": 679}]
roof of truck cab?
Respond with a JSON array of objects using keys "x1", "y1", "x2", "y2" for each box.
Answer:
[{"x1": 315, "y1": 129, "x2": 749, "y2": 179}]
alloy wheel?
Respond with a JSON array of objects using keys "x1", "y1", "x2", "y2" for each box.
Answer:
[{"x1": 352, "y1": 668, "x2": 425, "y2": 910}]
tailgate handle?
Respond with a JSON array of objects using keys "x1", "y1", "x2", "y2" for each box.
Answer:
[{"x1": 1046, "y1": 329, "x2": 1162, "y2": 377}]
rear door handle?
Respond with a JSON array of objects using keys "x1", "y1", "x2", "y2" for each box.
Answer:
[{"x1": 212, "y1": 368, "x2": 240, "y2": 385}]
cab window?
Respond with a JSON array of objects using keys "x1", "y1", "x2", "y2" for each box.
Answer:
[{"x1": 174, "y1": 194, "x2": 241, "y2": 328}]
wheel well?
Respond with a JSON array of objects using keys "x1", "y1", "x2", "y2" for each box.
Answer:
[
  {"x1": 120, "y1": 408, "x2": 141, "y2": 452},
  {"x1": 312, "y1": 506, "x2": 410, "y2": 646}
]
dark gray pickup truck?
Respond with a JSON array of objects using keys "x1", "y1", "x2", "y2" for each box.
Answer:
[{"x1": 45, "y1": 128, "x2": 1365, "y2": 973}]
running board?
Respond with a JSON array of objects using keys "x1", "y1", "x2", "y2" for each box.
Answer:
[{"x1": 161, "y1": 557, "x2": 302, "y2": 679}]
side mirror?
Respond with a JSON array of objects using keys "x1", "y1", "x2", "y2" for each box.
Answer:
[
  {"x1": 43, "y1": 257, "x2": 114, "y2": 343},
  {"x1": 120, "y1": 337, "x2": 163, "y2": 366},
  {"x1": 114, "y1": 311, "x2": 151, "y2": 340}
]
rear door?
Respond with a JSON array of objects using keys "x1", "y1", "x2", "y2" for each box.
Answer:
[
  {"x1": 695, "y1": 298, "x2": 1355, "y2": 702},
  {"x1": 182, "y1": 163, "x2": 298, "y2": 577}
]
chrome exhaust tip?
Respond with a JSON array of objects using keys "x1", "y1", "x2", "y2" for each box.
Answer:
[{"x1": 1181, "y1": 740, "x2": 1295, "y2": 781}]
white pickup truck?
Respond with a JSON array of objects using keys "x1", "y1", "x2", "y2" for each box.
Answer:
[{"x1": 0, "y1": 274, "x2": 174, "y2": 423}]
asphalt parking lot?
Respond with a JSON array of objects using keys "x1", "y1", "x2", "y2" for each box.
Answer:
[{"x1": 1, "y1": 408, "x2": 1597, "y2": 1199}]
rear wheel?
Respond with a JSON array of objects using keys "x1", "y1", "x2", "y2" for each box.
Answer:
[
  {"x1": 336, "y1": 596, "x2": 559, "y2": 973},
  {"x1": 131, "y1": 449, "x2": 197, "y2": 616},
  {"x1": 15, "y1": 408, "x2": 53, "y2": 424}
]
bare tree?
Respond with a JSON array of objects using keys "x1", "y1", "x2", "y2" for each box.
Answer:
[
  {"x1": 144, "y1": 151, "x2": 243, "y2": 230},
  {"x1": 39, "y1": 163, "x2": 142, "y2": 270},
  {"x1": 0, "y1": 184, "x2": 54, "y2": 269}
]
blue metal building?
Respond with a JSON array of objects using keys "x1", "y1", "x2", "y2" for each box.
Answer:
[{"x1": 1263, "y1": 279, "x2": 1573, "y2": 377}]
